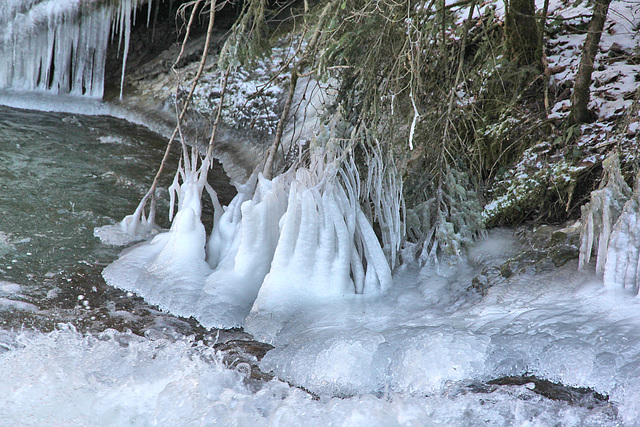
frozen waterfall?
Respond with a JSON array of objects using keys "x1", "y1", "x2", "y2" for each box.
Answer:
[
  {"x1": 0, "y1": 0, "x2": 143, "y2": 98},
  {"x1": 579, "y1": 153, "x2": 640, "y2": 295}
]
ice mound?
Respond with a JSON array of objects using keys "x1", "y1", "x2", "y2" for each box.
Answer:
[
  {"x1": 103, "y1": 146, "x2": 393, "y2": 331},
  {"x1": 260, "y1": 324, "x2": 388, "y2": 396},
  {"x1": 260, "y1": 321, "x2": 490, "y2": 396}
]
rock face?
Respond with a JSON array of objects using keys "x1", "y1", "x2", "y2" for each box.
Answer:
[{"x1": 468, "y1": 222, "x2": 581, "y2": 296}]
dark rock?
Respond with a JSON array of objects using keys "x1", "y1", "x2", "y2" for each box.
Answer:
[
  {"x1": 607, "y1": 42, "x2": 629, "y2": 59},
  {"x1": 550, "y1": 244, "x2": 580, "y2": 267},
  {"x1": 214, "y1": 339, "x2": 275, "y2": 381},
  {"x1": 487, "y1": 375, "x2": 613, "y2": 411},
  {"x1": 469, "y1": 221, "x2": 581, "y2": 297}
]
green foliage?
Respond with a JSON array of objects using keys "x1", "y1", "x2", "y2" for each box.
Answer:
[
  {"x1": 213, "y1": 0, "x2": 556, "y2": 258},
  {"x1": 218, "y1": 0, "x2": 270, "y2": 69}
]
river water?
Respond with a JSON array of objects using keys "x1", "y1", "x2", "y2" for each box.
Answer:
[{"x1": 0, "y1": 104, "x2": 235, "y2": 335}]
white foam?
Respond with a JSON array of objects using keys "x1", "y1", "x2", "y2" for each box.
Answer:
[{"x1": 0, "y1": 326, "x2": 618, "y2": 425}]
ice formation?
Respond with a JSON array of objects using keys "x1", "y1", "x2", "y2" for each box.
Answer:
[
  {"x1": 0, "y1": 0, "x2": 144, "y2": 98},
  {"x1": 603, "y1": 179, "x2": 640, "y2": 293},
  {"x1": 579, "y1": 152, "x2": 640, "y2": 294},
  {"x1": 103, "y1": 143, "x2": 393, "y2": 332},
  {"x1": 0, "y1": 325, "x2": 620, "y2": 425},
  {"x1": 5, "y1": 238, "x2": 639, "y2": 424},
  {"x1": 578, "y1": 154, "x2": 632, "y2": 274}
]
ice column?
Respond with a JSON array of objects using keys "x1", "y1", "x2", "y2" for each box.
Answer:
[
  {"x1": 578, "y1": 154, "x2": 632, "y2": 273},
  {"x1": 603, "y1": 180, "x2": 640, "y2": 294}
]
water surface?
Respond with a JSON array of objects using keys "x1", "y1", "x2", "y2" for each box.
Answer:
[{"x1": 0, "y1": 105, "x2": 234, "y2": 334}]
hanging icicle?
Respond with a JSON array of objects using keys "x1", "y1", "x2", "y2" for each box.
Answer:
[
  {"x1": 578, "y1": 153, "x2": 632, "y2": 273},
  {"x1": 602, "y1": 178, "x2": 640, "y2": 294},
  {"x1": 0, "y1": 0, "x2": 146, "y2": 99}
]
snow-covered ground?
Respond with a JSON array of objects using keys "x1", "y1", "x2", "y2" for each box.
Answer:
[{"x1": 480, "y1": 0, "x2": 640, "y2": 224}]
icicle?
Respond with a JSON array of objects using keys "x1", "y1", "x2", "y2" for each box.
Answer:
[
  {"x1": 0, "y1": 0, "x2": 143, "y2": 99},
  {"x1": 409, "y1": 91, "x2": 419, "y2": 150},
  {"x1": 603, "y1": 175, "x2": 640, "y2": 294},
  {"x1": 147, "y1": 0, "x2": 153, "y2": 27},
  {"x1": 119, "y1": 0, "x2": 135, "y2": 100},
  {"x1": 578, "y1": 153, "x2": 632, "y2": 272}
]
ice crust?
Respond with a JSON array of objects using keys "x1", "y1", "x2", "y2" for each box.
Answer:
[
  {"x1": 255, "y1": 240, "x2": 640, "y2": 425},
  {"x1": 104, "y1": 210, "x2": 640, "y2": 426},
  {"x1": 0, "y1": 0, "x2": 143, "y2": 98}
]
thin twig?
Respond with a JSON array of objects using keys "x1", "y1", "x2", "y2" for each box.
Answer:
[
  {"x1": 206, "y1": 65, "x2": 232, "y2": 162},
  {"x1": 135, "y1": 0, "x2": 219, "y2": 221},
  {"x1": 262, "y1": 0, "x2": 336, "y2": 179}
]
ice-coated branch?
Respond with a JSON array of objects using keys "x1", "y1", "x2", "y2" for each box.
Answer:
[
  {"x1": 262, "y1": 0, "x2": 336, "y2": 179},
  {"x1": 123, "y1": 0, "x2": 221, "y2": 235}
]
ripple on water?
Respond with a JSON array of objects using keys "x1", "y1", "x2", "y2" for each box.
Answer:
[{"x1": 0, "y1": 105, "x2": 234, "y2": 335}]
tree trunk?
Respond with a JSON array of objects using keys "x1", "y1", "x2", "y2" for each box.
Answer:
[
  {"x1": 505, "y1": 0, "x2": 541, "y2": 68},
  {"x1": 570, "y1": 0, "x2": 612, "y2": 124}
]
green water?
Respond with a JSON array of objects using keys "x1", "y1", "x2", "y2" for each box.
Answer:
[{"x1": 0, "y1": 105, "x2": 233, "y2": 334}]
